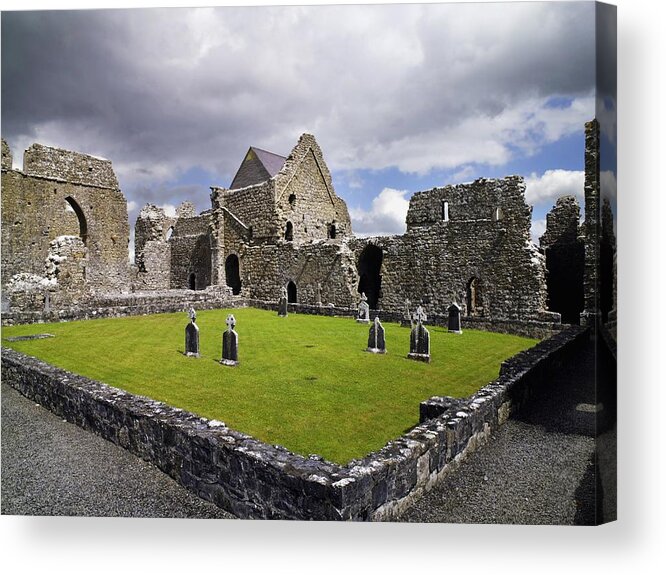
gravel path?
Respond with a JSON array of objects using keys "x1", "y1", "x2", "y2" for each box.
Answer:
[
  {"x1": 1, "y1": 381, "x2": 235, "y2": 519},
  {"x1": 398, "y1": 334, "x2": 614, "y2": 525}
]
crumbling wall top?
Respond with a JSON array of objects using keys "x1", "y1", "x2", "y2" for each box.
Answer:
[
  {"x1": 540, "y1": 195, "x2": 581, "y2": 249},
  {"x1": 22, "y1": 143, "x2": 119, "y2": 189},
  {"x1": 1, "y1": 139, "x2": 12, "y2": 170}
]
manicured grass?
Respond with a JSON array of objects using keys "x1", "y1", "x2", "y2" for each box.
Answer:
[{"x1": 2, "y1": 308, "x2": 538, "y2": 464}]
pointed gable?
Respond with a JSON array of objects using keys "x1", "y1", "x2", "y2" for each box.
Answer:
[{"x1": 229, "y1": 146, "x2": 286, "y2": 190}]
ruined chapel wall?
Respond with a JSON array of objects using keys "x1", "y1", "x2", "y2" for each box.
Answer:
[
  {"x1": 350, "y1": 177, "x2": 549, "y2": 321},
  {"x1": 273, "y1": 134, "x2": 352, "y2": 243},
  {"x1": 1, "y1": 142, "x2": 130, "y2": 298},
  {"x1": 133, "y1": 205, "x2": 175, "y2": 291},
  {"x1": 169, "y1": 214, "x2": 213, "y2": 290},
  {"x1": 214, "y1": 181, "x2": 277, "y2": 241},
  {"x1": 238, "y1": 241, "x2": 358, "y2": 307}
]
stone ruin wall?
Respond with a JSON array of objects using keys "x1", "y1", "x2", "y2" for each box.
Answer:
[
  {"x1": 1, "y1": 140, "x2": 130, "y2": 312},
  {"x1": 349, "y1": 177, "x2": 553, "y2": 322},
  {"x1": 539, "y1": 195, "x2": 585, "y2": 324},
  {"x1": 273, "y1": 133, "x2": 352, "y2": 243},
  {"x1": 133, "y1": 205, "x2": 176, "y2": 291},
  {"x1": 169, "y1": 211, "x2": 213, "y2": 290}
]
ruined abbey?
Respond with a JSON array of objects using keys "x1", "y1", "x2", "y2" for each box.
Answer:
[{"x1": 1, "y1": 121, "x2": 616, "y2": 334}]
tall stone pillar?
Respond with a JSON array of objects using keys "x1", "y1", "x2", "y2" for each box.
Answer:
[{"x1": 581, "y1": 119, "x2": 600, "y2": 326}]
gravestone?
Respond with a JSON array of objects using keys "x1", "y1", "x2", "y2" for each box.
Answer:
[
  {"x1": 221, "y1": 313, "x2": 239, "y2": 366},
  {"x1": 400, "y1": 298, "x2": 412, "y2": 328},
  {"x1": 366, "y1": 316, "x2": 386, "y2": 354},
  {"x1": 407, "y1": 305, "x2": 430, "y2": 363},
  {"x1": 185, "y1": 307, "x2": 200, "y2": 357},
  {"x1": 448, "y1": 302, "x2": 462, "y2": 334},
  {"x1": 356, "y1": 292, "x2": 370, "y2": 323},
  {"x1": 316, "y1": 282, "x2": 322, "y2": 306},
  {"x1": 278, "y1": 286, "x2": 288, "y2": 317}
]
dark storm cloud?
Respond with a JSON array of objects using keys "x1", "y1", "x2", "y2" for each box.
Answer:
[{"x1": 2, "y1": 3, "x2": 596, "y2": 198}]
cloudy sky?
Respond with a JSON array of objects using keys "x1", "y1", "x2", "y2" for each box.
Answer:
[{"x1": 2, "y1": 1, "x2": 600, "y2": 248}]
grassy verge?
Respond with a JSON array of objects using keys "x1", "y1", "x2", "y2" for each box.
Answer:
[{"x1": 2, "y1": 308, "x2": 538, "y2": 464}]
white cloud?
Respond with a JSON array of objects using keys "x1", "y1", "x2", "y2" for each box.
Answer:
[
  {"x1": 601, "y1": 170, "x2": 617, "y2": 202},
  {"x1": 3, "y1": 2, "x2": 596, "y2": 201},
  {"x1": 525, "y1": 169, "x2": 585, "y2": 205},
  {"x1": 127, "y1": 200, "x2": 138, "y2": 212},
  {"x1": 158, "y1": 203, "x2": 177, "y2": 217},
  {"x1": 530, "y1": 218, "x2": 547, "y2": 245},
  {"x1": 350, "y1": 188, "x2": 410, "y2": 237}
]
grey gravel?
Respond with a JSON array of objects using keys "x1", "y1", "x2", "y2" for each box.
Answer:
[
  {"x1": 398, "y1": 335, "x2": 614, "y2": 525},
  {"x1": 1, "y1": 382, "x2": 236, "y2": 519}
]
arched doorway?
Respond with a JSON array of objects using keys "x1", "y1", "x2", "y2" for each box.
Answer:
[
  {"x1": 64, "y1": 196, "x2": 88, "y2": 244},
  {"x1": 225, "y1": 254, "x2": 242, "y2": 295},
  {"x1": 357, "y1": 244, "x2": 383, "y2": 309},
  {"x1": 188, "y1": 273, "x2": 196, "y2": 290},
  {"x1": 287, "y1": 280, "x2": 297, "y2": 303},
  {"x1": 285, "y1": 221, "x2": 294, "y2": 241}
]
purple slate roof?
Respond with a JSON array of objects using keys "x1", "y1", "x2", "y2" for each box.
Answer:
[{"x1": 229, "y1": 146, "x2": 287, "y2": 190}]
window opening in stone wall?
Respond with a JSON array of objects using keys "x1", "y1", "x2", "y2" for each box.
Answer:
[
  {"x1": 466, "y1": 277, "x2": 483, "y2": 316},
  {"x1": 248, "y1": 226, "x2": 253, "y2": 241},
  {"x1": 188, "y1": 273, "x2": 196, "y2": 290},
  {"x1": 442, "y1": 201, "x2": 449, "y2": 222},
  {"x1": 328, "y1": 222, "x2": 337, "y2": 239},
  {"x1": 285, "y1": 221, "x2": 294, "y2": 241},
  {"x1": 225, "y1": 254, "x2": 242, "y2": 295},
  {"x1": 165, "y1": 226, "x2": 174, "y2": 241},
  {"x1": 493, "y1": 207, "x2": 503, "y2": 221},
  {"x1": 289, "y1": 193, "x2": 296, "y2": 206},
  {"x1": 287, "y1": 280, "x2": 297, "y2": 303},
  {"x1": 64, "y1": 196, "x2": 88, "y2": 245},
  {"x1": 357, "y1": 244, "x2": 383, "y2": 309}
]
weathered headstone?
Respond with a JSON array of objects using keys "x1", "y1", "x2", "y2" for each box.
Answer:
[
  {"x1": 278, "y1": 285, "x2": 288, "y2": 317},
  {"x1": 400, "y1": 298, "x2": 412, "y2": 328},
  {"x1": 185, "y1": 307, "x2": 200, "y2": 357},
  {"x1": 316, "y1": 282, "x2": 322, "y2": 306},
  {"x1": 448, "y1": 302, "x2": 462, "y2": 334},
  {"x1": 221, "y1": 313, "x2": 239, "y2": 366},
  {"x1": 356, "y1": 292, "x2": 370, "y2": 323},
  {"x1": 408, "y1": 305, "x2": 430, "y2": 363},
  {"x1": 366, "y1": 316, "x2": 386, "y2": 354}
]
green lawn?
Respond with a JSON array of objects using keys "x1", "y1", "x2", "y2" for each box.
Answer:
[{"x1": 2, "y1": 308, "x2": 538, "y2": 464}]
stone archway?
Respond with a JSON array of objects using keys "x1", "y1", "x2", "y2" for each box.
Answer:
[
  {"x1": 287, "y1": 280, "x2": 297, "y2": 303},
  {"x1": 64, "y1": 196, "x2": 88, "y2": 245},
  {"x1": 225, "y1": 254, "x2": 242, "y2": 295},
  {"x1": 357, "y1": 244, "x2": 383, "y2": 309}
]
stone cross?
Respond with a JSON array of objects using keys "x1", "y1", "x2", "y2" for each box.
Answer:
[
  {"x1": 221, "y1": 313, "x2": 239, "y2": 366},
  {"x1": 448, "y1": 302, "x2": 462, "y2": 334},
  {"x1": 356, "y1": 292, "x2": 370, "y2": 323},
  {"x1": 414, "y1": 305, "x2": 428, "y2": 325},
  {"x1": 185, "y1": 308, "x2": 200, "y2": 357},
  {"x1": 408, "y1": 307, "x2": 430, "y2": 363},
  {"x1": 278, "y1": 286, "x2": 288, "y2": 317},
  {"x1": 366, "y1": 316, "x2": 386, "y2": 354}
]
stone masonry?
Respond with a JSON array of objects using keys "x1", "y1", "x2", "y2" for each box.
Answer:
[{"x1": 1, "y1": 140, "x2": 130, "y2": 313}]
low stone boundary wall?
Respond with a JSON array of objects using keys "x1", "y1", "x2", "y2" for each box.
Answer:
[
  {"x1": 3, "y1": 292, "x2": 563, "y2": 340},
  {"x1": 1, "y1": 325, "x2": 586, "y2": 521}
]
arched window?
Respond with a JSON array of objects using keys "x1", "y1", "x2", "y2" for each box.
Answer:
[
  {"x1": 493, "y1": 207, "x2": 503, "y2": 221},
  {"x1": 287, "y1": 280, "x2": 297, "y2": 303},
  {"x1": 288, "y1": 193, "x2": 296, "y2": 206},
  {"x1": 64, "y1": 196, "x2": 88, "y2": 244},
  {"x1": 165, "y1": 226, "x2": 174, "y2": 241},
  {"x1": 442, "y1": 201, "x2": 449, "y2": 222},
  {"x1": 225, "y1": 254, "x2": 242, "y2": 295},
  {"x1": 285, "y1": 221, "x2": 294, "y2": 241},
  {"x1": 328, "y1": 222, "x2": 337, "y2": 239},
  {"x1": 188, "y1": 273, "x2": 196, "y2": 290}
]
